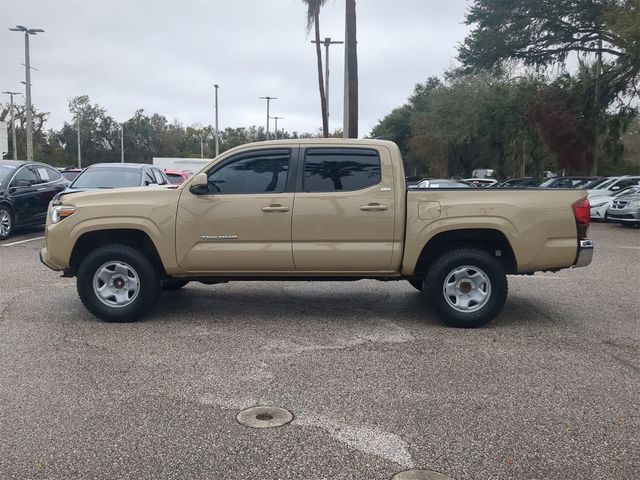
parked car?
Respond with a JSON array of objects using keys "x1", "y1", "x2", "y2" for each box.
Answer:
[
  {"x1": 539, "y1": 176, "x2": 601, "y2": 189},
  {"x1": 405, "y1": 176, "x2": 425, "y2": 188},
  {"x1": 589, "y1": 185, "x2": 640, "y2": 221},
  {"x1": 164, "y1": 169, "x2": 192, "y2": 185},
  {"x1": 414, "y1": 179, "x2": 472, "y2": 189},
  {"x1": 60, "y1": 168, "x2": 84, "y2": 182},
  {"x1": 606, "y1": 189, "x2": 640, "y2": 227},
  {"x1": 0, "y1": 160, "x2": 68, "y2": 240},
  {"x1": 588, "y1": 175, "x2": 640, "y2": 198},
  {"x1": 463, "y1": 178, "x2": 497, "y2": 187},
  {"x1": 65, "y1": 163, "x2": 170, "y2": 194},
  {"x1": 493, "y1": 178, "x2": 544, "y2": 188}
]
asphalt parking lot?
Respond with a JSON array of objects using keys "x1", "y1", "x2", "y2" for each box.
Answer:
[{"x1": 0, "y1": 223, "x2": 638, "y2": 480}]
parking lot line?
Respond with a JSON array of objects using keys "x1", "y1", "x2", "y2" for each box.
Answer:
[{"x1": 1, "y1": 236, "x2": 44, "y2": 247}]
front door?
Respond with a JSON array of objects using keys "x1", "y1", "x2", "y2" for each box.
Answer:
[{"x1": 176, "y1": 148, "x2": 295, "y2": 273}]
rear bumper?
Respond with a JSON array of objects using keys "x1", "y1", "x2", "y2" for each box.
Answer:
[{"x1": 573, "y1": 239, "x2": 594, "y2": 268}]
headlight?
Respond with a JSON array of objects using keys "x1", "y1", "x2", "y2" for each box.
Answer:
[
  {"x1": 628, "y1": 200, "x2": 640, "y2": 208},
  {"x1": 50, "y1": 206, "x2": 76, "y2": 223}
]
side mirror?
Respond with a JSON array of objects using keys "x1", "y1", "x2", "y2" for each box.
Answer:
[
  {"x1": 189, "y1": 173, "x2": 209, "y2": 195},
  {"x1": 16, "y1": 180, "x2": 32, "y2": 188},
  {"x1": 611, "y1": 185, "x2": 620, "y2": 191}
]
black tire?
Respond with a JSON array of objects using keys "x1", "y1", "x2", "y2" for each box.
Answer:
[
  {"x1": 622, "y1": 222, "x2": 640, "y2": 228},
  {"x1": 77, "y1": 244, "x2": 160, "y2": 323},
  {"x1": 407, "y1": 279, "x2": 423, "y2": 291},
  {"x1": 0, "y1": 205, "x2": 14, "y2": 241},
  {"x1": 424, "y1": 248, "x2": 508, "y2": 328},
  {"x1": 162, "y1": 278, "x2": 190, "y2": 291}
]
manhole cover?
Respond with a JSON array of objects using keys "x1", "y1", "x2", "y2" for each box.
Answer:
[
  {"x1": 391, "y1": 470, "x2": 454, "y2": 480},
  {"x1": 236, "y1": 405, "x2": 293, "y2": 429}
]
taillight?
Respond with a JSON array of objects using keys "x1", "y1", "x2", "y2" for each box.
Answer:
[{"x1": 572, "y1": 198, "x2": 590, "y2": 240}]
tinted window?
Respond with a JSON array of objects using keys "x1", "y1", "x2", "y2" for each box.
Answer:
[
  {"x1": 0, "y1": 165, "x2": 18, "y2": 185},
  {"x1": 71, "y1": 168, "x2": 143, "y2": 188},
  {"x1": 206, "y1": 149, "x2": 290, "y2": 194},
  {"x1": 12, "y1": 166, "x2": 39, "y2": 186},
  {"x1": 303, "y1": 148, "x2": 381, "y2": 192}
]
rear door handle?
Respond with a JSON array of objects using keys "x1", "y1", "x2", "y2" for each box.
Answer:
[
  {"x1": 360, "y1": 203, "x2": 388, "y2": 211},
  {"x1": 262, "y1": 205, "x2": 290, "y2": 212}
]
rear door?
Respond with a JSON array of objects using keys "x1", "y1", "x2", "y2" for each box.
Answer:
[
  {"x1": 176, "y1": 147, "x2": 295, "y2": 272},
  {"x1": 291, "y1": 146, "x2": 396, "y2": 272}
]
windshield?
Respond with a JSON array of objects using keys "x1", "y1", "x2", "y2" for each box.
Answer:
[
  {"x1": 71, "y1": 168, "x2": 142, "y2": 189},
  {"x1": 616, "y1": 186, "x2": 640, "y2": 197},
  {"x1": 166, "y1": 173, "x2": 184, "y2": 185},
  {"x1": 594, "y1": 178, "x2": 617, "y2": 190},
  {"x1": 0, "y1": 165, "x2": 18, "y2": 186}
]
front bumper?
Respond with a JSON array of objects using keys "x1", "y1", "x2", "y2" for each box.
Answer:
[
  {"x1": 574, "y1": 239, "x2": 594, "y2": 268},
  {"x1": 605, "y1": 207, "x2": 640, "y2": 224}
]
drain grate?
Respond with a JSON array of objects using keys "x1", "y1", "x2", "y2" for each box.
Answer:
[
  {"x1": 391, "y1": 470, "x2": 454, "y2": 480},
  {"x1": 236, "y1": 406, "x2": 293, "y2": 429}
]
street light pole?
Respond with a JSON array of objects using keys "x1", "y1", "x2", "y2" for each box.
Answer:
[
  {"x1": 77, "y1": 114, "x2": 81, "y2": 168},
  {"x1": 2, "y1": 91, "x2": 20, "y2": 160},
  {"x1": 10, "y1": 25, "x2": 44, "y2": 161},
  {"x1": 199, "y1": 134, "x2": 204, "y2": 159},
  {"x1": 214, "y1": 84, "x2": 220, "y2": 157},
  {"x1": 270, "y1": 116, "x2": 284, "y2": 140},
  {"x1": 311, "y1": 37, "x2": 343, "y2": 130},
  {"x1": 259, "y1": 96, "x2": 277, "y2": 140}
]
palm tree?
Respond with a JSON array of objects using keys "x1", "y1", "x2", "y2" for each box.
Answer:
[
  {"x1": 302, "y1": 0, "x2": 329, "y2": 137},
  {"x1": 345, "y1": 0, "x2": 358, "y2": 138}
]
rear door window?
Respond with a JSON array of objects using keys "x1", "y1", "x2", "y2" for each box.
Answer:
[{"x1": 302, "y1": 148, "x2": 381, "y2": 192}]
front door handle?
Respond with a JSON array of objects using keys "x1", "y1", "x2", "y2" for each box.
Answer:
[
  {"x1": 262, "y1": 204, "x2": 290, "y2": 212},
  {"x1": 360, "y1": 203, "x2": 388, "y2": 211}
]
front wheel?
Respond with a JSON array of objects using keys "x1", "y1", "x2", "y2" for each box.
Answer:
[
  {"x1": 424, "y1": 248, "x2": 508, "y2": 328},
  {"x1": 77, "y1": 244, "x2": 160, "y2": 322},
  {"x1": 0, "y1": 206, "x2": 13, "y2": 241}
]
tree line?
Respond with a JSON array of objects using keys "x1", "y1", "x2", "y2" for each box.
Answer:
[
  {"x1": 372, "y1": 0, "x2": 639, "y2": 178},
  {"x1": 0, "y1": 95, "x2": 325, "y2": 167}
]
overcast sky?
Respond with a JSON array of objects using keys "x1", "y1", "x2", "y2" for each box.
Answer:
[{"x1": 1, "y1": 0, "x2": 472, "y2": 136}]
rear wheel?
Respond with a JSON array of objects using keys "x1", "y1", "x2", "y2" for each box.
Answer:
[
  {"x1": 77, "y1": 244, "x2": 160, "y2": 322},
  {"x1": 0, "y1": 206, "x2": 13, "y2": 241},
  {"x1": 424, "y1": 248, "x2": 508, "y2": 328}
]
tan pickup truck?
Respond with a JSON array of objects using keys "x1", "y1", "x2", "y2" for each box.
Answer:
[{"x1": 40, "y1": 139, "x2": 593, "y2": 327}]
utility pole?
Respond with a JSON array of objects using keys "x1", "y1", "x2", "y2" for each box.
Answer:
[
  {"x1": 259, "y1": 96, "x2": 277, "y2": 140},
  {"x1": 270, "y1": 116, "x2": 284, "y2": 140},
  {"x1": 311, "y1": 37, "x2": 343, "y2": 130},
  {"x1": 199, "y1": 134, "x2": 204, "y2": 159},
  {"x1": 120, "y1": 123, "x2": 124, "y2": 163},
  {"x1": 214, "y1": 84, "x2": 220, "y2": 156},
  {"x1": 10, "y1": 25, "x2": 44, "y2": 161},
  {"x1": 2, "y1": 91, "x2": 20, "y2": 160}
]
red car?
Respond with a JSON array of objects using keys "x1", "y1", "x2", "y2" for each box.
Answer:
[{"x1": 163, "y1": 169, "x2": 192, "y2": 185}]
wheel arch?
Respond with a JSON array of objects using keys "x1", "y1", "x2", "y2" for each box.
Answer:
[
  {"x1": 69, "y1": 229, "x2": 166, "y2": 275},
  {"x1": 410, "y1": 228, "x2": 517, "y2": 279}
]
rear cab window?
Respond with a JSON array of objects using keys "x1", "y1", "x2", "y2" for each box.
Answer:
[{"x1": 302, "y1": 148, "x2": 381, "y2": 192}]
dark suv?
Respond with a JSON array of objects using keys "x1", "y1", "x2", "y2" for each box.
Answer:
[{"x1": 0, "y1": 160, "x2": 68, "y2": 240}]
